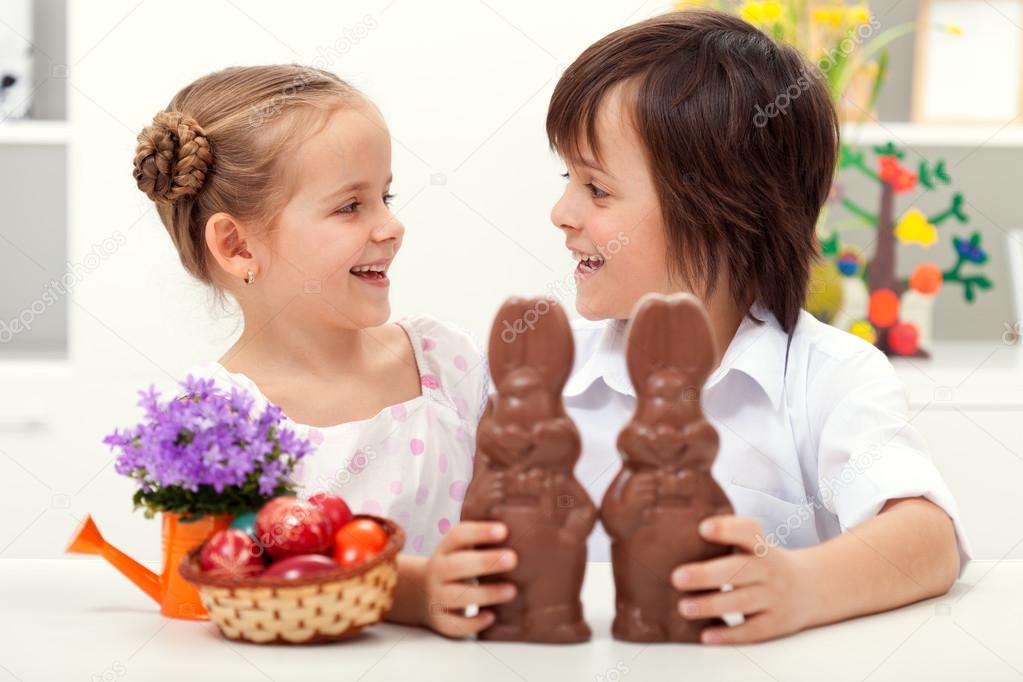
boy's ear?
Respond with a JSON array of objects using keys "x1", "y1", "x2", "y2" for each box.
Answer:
[{"x1": 205, "y1": 212, "x2": 256, "y2": 282}]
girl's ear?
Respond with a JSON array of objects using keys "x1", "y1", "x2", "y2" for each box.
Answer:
[{"x1": 205, "y1": 212, "x2": 257, "y2": 283}]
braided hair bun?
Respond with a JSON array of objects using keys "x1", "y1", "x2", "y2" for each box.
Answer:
[{"x1": 132, "y1": 111, "x2": 213, "y2": 204}]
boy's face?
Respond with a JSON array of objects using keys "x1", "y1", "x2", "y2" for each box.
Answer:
[{"x1": 550, "y1": 85, "x2": 675, "y2": 321}]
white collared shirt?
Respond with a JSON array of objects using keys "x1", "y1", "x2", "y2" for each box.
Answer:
[{"x1": 565, "y1": 303, "x2": 971, "y2": 576}]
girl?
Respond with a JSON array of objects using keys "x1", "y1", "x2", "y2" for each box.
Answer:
[
  {"x1": 547, "y1": 10, "x2": 969, "y2": 644},
  {"x1": 132, "y1": 65, "x2": 516, "y2": 638}
]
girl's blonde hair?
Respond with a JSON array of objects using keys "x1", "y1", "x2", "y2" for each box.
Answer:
[{"x1": 132, "y1": 65, "x2": 361, "y2": 287}]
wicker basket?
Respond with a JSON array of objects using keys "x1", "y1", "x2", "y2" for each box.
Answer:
[{"x1": 179, "y1": 515, "x2": 405, "y2": 644}]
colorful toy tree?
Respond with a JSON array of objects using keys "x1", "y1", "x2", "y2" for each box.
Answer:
[{"x1": 809, "y1": 142, "x2": 992, "y2": 357}]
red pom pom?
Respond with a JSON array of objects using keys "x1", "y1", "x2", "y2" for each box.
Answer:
[{"x1": 889, "y1": 322, "x2": 919, "y2": 356}]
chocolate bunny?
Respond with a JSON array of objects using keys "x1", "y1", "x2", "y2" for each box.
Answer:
[
  {"x1": 601, "y1": 293, "x2": 734, "y2": 642},
  {"x1": 461, "y1": 297, "x2": 597, "y2": 643}
]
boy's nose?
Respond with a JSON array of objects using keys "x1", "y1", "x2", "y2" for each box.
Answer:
[
  {"x1": 551, "y1": 191, "x2": 580, "y2": 233},
  {"x1": 372, "y1": 214, "x2": 404, "y2": 243}
]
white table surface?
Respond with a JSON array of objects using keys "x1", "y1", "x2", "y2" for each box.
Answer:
[{"x1": 1, "y1": 559, "x2": 1021, "y2": 682}]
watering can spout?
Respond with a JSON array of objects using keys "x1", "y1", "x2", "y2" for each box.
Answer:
[{"x1": 65, "y1": 514, "x2": 163, "y2": 604}]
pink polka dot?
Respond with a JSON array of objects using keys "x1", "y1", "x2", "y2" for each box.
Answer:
[
  {"x1": 412, "y1": 535, "x2": 424, "y2": 553},
  {"x1": 438, "y1": 453, "x2": 448, "y2": 473},
  {"x1": 422, "y1": 337, "x2": 437, "y2": 352},
  {"x1": 389, "y1": 481, "x2": 403, "y2": 495},
  {"x1": 454, "y1": 397, "x2": 468, "y2": 419},
  {"x1": 410, "y1": 438, "x2": 425, "y2": 456},
  {"x1": 361, "y1": 499, "x2": 383, "y2": 516},
  {"x1": 415, "y1": 484, "x2": 429, "y2": 505},
  {"x1": 308, "y1": 428, "x2": 325, "y2": 445},
  {"x1": 391, "y1": 404, "x2": 407, "y2": 421},
  {"x1": 421, "y1": 374, "x2": 440, "y2": 390},
  {"x1": 454, "y1": 355, "x2": 468, "y2": 371},
  {"x1": 348, "y1": 450, "x2": 368, "y2": 474},
  {"x1": 396, "y1": 510, "x2": 411, "y2": 527},
  {"x1": 438, "y1": 517, "x2": 451, "y2": 534},
  {"x1": 456, "y1": 426, "x2": 470, "y2": 444},
  {"x1": 449, "y1": 480, "x2": 467, "y2": 501}
]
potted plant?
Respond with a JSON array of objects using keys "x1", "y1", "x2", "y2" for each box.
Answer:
[{"x1": 65, "y1": 375, "x2": 313, "y2": 619}]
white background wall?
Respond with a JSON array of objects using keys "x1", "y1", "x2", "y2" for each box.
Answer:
[{"x1": 1, "y1": 0, "x2": 1021, "y2": 567}]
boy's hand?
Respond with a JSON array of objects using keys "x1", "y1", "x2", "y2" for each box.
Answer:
[
  {"x1": 422, "y1": 521, "x2": 518, "y2": 638},
  {"x1": 671, "y1": 515, "x2": 818, "y2": 644}
]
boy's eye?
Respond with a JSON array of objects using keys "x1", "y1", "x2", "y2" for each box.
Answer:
[
  {"x1": 560, "y1": 171, "x2": 570, "y2": 179},
  {"x1": 587, "y1": 183, "x2": 609, "y2": 199},
  {"x1": 335, "y1": 201, "x2": 360, "y2": 215},
  {"x1": 383, "y1": 193, "x2": 395, "y2": 206}
]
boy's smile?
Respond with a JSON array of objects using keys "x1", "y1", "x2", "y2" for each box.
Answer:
[{"x1": 551, "y1": 83, "x2": 673, "y2": 321}]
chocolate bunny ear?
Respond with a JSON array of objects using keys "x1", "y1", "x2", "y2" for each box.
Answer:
[
  {"x1": 487, "y1": 297, "x2": 574, "y2": 393},
  {"x1": 624, "y1": 293, "x2": 718, "y2": 392}
]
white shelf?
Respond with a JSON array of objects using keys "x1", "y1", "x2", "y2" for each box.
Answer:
[
  {"x1": 0, "y1": 120, "x2": 69, "y2": 145},
  {"x1": 841, "y1": 122, "x2": 1023, "y2": 149}
]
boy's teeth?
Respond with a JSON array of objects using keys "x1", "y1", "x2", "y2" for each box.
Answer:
[{"x1": 351, "y1": 264, "x2": 386, "y2": 273}]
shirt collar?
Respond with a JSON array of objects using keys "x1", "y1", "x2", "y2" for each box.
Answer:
[{"x1": 563, "y1": 302, "x2": 791, "y2": 409}]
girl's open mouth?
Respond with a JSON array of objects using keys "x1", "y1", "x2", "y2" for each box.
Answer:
[
  {"x1": 350, "y1": 263, "x2": 390, "y2": 288},
  {"x1": 574, "y1": 253, "x2": 605, "y2": 282}
]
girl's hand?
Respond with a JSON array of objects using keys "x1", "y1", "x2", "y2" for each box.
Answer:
[
  {"x1": 671, "y1": 515, "x2": 819, "y2": 644},
  {"x1": 422, "y1": 521, "x2": 518, "y2": 638}
]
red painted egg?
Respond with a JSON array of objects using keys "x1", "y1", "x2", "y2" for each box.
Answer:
[
  {"x1": 255, "y1": 496, "x2": 333, "y2": 560},
  {"x1": 308, "y1": 492, "x2": 353, "y2": 534},
  {"x1": 262, "y1": 554, "x2": 340, "y2": 581},
  {"x1": 199, "y1": 529, "x2": 265, "y2": 579}
]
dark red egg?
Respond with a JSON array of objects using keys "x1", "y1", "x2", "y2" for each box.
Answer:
[
  {"x1": 262, "y1": 554, "x2": 340, "y2": 581},
  {"x1": 308, "y1": 492, "x2": 353, "y2": 534}
]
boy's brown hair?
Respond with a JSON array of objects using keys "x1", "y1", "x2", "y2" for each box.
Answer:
[{"x1": 546, "y1": 9, "x2": 838, "y2": 333}]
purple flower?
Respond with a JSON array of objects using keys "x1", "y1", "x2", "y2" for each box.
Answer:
[{"x1": 103, "y1": 374, "x2": 313, "y2": 517}]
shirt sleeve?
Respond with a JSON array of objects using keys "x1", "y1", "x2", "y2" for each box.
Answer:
[{"x1": 811, "y1": 346, "x2": 972, "y2": 578}]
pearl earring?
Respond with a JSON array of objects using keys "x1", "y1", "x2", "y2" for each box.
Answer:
[{"x1": 245, "y1": 270, "x2": 255, "y2": 285}]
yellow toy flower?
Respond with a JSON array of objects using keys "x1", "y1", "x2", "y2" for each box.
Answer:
[
  {"x1": 812, "y1": 7, "x2": 844, "y2": 28},
  {"x1": 944, "y1": 23, "x2": 963, "y2": 36},
  {"x1": 763, "y1": 1, "x2": 783, "y2": 22},
  {"x1": 740, "y1": 1, "x2": 765, "y2": 24},
  {"x1": 847, "y1": 5, "x2": 871, "y2": 25},
  {"x1": 895, "y1": 208, "x2": 939, "y2": 247},
  {"x1": 849, "y1": 320, "x2": 877, "y2": 345}
]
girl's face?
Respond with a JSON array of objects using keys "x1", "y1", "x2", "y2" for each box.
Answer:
[
  {"x1": 550, "y1": 86, "x2": 675, "y2": 321},
  {"x1": 259, "y1": 103, "x2": 403, "y2": 330}
]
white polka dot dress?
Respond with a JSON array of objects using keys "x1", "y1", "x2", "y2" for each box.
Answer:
[{"x1": 185, "y1": 315, "x2": 489, "y2": 556}]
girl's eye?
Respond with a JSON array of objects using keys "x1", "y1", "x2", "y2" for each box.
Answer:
[
  {"x1": 335, "y1": 201, "x2": 360, "y2": 215},
  {"x1": 383, "y1": 193, "x2": 395, "y2": 206},
  {"x1": 560, "y1": 171, "x2": 570, "y2": 179},
  {"x1": 587, "y1": 183, "x2": 609, "y2": 199}
]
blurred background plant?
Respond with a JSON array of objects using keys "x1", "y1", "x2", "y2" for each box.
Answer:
[{"x1": 674, "y1": 0, "x2": 932, "y2": 122}]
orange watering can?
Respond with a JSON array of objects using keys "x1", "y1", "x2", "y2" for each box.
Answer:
[{"x1": 65, "y1": 512, "x2": 231, "y2": 620}]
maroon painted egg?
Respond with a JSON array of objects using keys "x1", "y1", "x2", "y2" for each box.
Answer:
[
  {"x1": 308, "y1": 492, "x2": 353, "y2": 534},
  {"x1": 262, "y1": 554, "x2": 340, "y2": 581}
]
